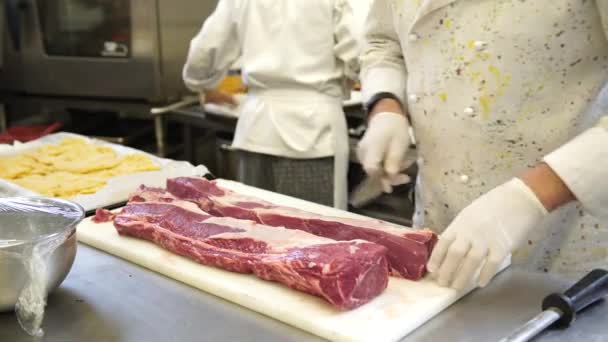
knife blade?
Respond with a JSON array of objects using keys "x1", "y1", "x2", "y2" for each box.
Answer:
[
  {"x1": 350, "y1": 134, "x2": 417, "y2": 209},
  {"x1": 349, "y1": 175, "x2": 386, "y2": 208},
  {"x1": 349, "y1": 172, "x2": 411, "y2": 208}
]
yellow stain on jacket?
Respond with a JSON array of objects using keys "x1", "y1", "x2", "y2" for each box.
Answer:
[
  {"x1": 395, "y1": 0, "x2": 403, "y2": 5},
  {"x1": 524, "y1": 83, "x2": 546, "y2": 99},
  {"x1": 476, "y1": 52, "x2": 491, "y2": 61},
  {"x1": 488, "y1": 65, "x2": 508, "y2": 96},
  {"x1": 482, "y1": 143, "x2": 514, "y2": 167},
  {"x1": 439, "y1": 93, "x2": 448, "y2": 102},
  {"x1": 591, "y1": 248, "x2": 607, "y2": 259},
  {"x1": 497, "y1": 150, "x2": 515, "y2": 170},
  {"x1": 444, "y1": 19, "x2": 452, "y2": 29},
  {"x1": 479, "y1": 96, "x2": 491, "y2": 119},
  {"x1": 464, "y1": 66, "x2": 508, "y2": 121},
  {"x1": 488, "y1": 65, "x2": 501, "y2": 82},
  {"x1": 394, "y1": 0, "x2": 407, "y2": 10},
  {"x1": 516, "y1": 104, "x2": 536, "y2": 123},
  {"x1": 469, "y1": 71, "x2": 481, "y2": 81}
]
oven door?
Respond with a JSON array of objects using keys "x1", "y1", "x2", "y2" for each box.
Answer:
[{"x1": 3, "y1": 0, "x2": 162, "y2": 101}]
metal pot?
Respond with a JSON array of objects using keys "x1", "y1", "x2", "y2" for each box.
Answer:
[{"x1": 0, "y1": 197, "x2": 84, "y2": 312}]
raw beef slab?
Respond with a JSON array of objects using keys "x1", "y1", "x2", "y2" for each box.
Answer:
[
  {"x1": 167, "y1": 177, "x2": 438, "y2": 280},
  {"x1": 101, "y1": 186, "x2": 389, "y2": 310}
]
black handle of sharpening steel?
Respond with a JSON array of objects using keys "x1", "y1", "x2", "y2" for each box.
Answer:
[{"x1": 541, "y1": 269, "x2": 608, "y2": 327}]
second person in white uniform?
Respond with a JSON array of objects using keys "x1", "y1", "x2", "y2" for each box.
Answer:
[{"x1": 183, "y1": 0, "x2": 360, "y2": 209}]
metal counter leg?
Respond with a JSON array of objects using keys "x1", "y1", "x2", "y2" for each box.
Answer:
[
  {"x1": 183, "y1": 124, "x2": 193, "y2": 163},
  {"x1": 154, "y1": 114, "x2": 166, "y2": 157},
  {"x1": 0, "y1": 104, "x2": 6, "y2": 132}
]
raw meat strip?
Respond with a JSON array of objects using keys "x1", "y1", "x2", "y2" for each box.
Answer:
[
  {"x1": 92, "y1": 208, "x2": 115, "y2": 223},
  {"x1": 167, "y1": 177, "x2": 438, "y2": 280},
  {"x1": 102, "y1": 186, "x2": 389, "y2": 310}
]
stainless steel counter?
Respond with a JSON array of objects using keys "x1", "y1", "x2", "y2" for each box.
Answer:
[{"x1": 1, "y1": 244, "x2": 605, "y2": 342}]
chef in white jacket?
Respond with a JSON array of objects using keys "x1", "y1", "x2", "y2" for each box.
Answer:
[
  {"x1": 358, "y1": 0, "x2": 608, "y2": 289},
  {"x1": 183, "y1": 0, "x2": 359, "y2": 209}
]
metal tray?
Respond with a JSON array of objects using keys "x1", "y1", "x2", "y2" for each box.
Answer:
[{"x1": 0, "y1": 132, "x2": 209, "y2": 213}]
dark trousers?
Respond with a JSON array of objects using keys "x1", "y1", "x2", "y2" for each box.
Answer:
[{"x1": 237, "y1": 150, "x2": 334, "y2": 207}]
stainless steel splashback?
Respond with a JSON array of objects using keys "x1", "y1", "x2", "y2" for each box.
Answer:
[
  {"x1": 0, "y1": 0, "x2": 4, "y2": 69},
  {"x1": 0, "y1": 0, "x2": 218, "y2": 103},
  {"x1": 157, "y1": 0, "x2": 217, "y2": 103}
]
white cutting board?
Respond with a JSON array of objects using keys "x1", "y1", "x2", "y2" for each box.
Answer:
[{"x1": 76, "y1": 179, "x2": 509, "y2": 342}]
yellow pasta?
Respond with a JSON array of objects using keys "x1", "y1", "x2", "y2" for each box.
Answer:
[{"x1": 0, "y1": 138, "x2": 160, "y2": 198}]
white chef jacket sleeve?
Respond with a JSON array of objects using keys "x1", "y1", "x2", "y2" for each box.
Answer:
[
  {"x1": 543, "y1": 115, "x2": 608, "y2": 220},
  {"x1": 334, "y1": 0, "x2": 360, "y2": 83},
  {"x1": 182, "y1": 0, "x2": 241, "y2": 92},
  {"x1": 360, "y1": 0, "x2": 407, "y2": 105},
  {"x1": 544, "y1": 2, "x2": 608, "y2": 220}
]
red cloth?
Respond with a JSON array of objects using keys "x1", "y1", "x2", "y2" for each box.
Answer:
[{"x1": 0, "y1": 122, "x2": 62, "y2": 144}]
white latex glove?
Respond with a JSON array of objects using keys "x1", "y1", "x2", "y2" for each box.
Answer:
[
  {"x1": 357, "y1": 112, "x2": 412, "y2": 192},
  {"x1": 427, "y1": 178, "x2": 548, "y2": 290}
]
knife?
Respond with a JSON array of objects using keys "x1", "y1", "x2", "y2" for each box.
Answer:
[
  {"x1": 500, "y1": 268, "x2": 608, "y2": 342},
  {"x1": 349, "y1": 173, "x2": 412, "y2": 208}
]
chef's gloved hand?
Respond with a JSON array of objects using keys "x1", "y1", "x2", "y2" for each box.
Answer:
[
  {"x1": 427, "y1": 178, "x2": 548, "y2": 290},
  {"x1": 199, "y1": 90, "x2": 237, "y2": 108},
  {"x1": 357, "y1": 112, "x2": 412, "y2": 193}
]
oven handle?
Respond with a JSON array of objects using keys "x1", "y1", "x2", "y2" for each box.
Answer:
[{"x1": 6, "y1": 0, "x2": 28, "y2": 51}]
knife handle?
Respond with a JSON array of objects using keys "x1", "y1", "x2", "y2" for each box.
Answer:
[{"x1": 542, "y1": 269, "x2": 608, "y2": 327}]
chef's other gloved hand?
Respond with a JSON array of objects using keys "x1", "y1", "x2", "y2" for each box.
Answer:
[
  {"x1": 199, "y1": 90, "x2": 238, "y2": 108},
  {"x1": 357, "y1": 112, "x2": 412, "y2": 192},
  {"x1": 427, "y1": 178, "x2": 548, "y2": 290}
]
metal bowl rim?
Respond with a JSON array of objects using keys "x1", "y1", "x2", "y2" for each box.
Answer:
[{"x1": 0, "y1": 197, "x2": 85, "y2": 248}]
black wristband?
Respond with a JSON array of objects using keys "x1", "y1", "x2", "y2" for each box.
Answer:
[{"x1": 363, "y1": 92, "x2": 404, "y2": 116}]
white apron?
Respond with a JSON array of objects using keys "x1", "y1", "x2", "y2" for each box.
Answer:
[
  {"x1": 232, "y1": 89, "x2": 350, "y2": 210},
  {"x1": 385, "y1": 0, "x2": 608, "y2": 279}
]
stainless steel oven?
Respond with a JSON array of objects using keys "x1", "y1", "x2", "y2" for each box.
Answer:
[{"x1": 1, "y1": 0, "x2": 217, "y2": 103}]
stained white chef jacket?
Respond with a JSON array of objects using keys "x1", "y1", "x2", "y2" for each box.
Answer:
[{"x1": 361, "y1": 0, "x2": 608, "y2": 278}]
